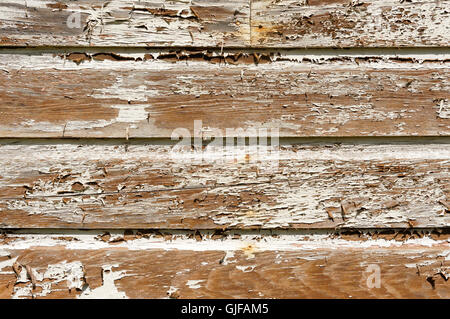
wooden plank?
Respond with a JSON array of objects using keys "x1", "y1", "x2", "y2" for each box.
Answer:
[
  {"x1": 0, "y1": 143, "x2": 449, "y2": 229},
  {"x1": 0, "y1": 52, "x2": 449, "y2": 138},
  {"x1": 2, "y1": 1, "x2": 449, "y2": 48},
  {"x1": 0, "y1": 0, "x2": 250, "y2": 47},
  {"x1": 2, "y1": 0, "x2": 449, "y2": 302},
  {"x1": 0, "y1": 234, "x2": 449, "y2": 298},
  {"x1": 251, "y1": 0, "x2": 450, "y2": 47}
]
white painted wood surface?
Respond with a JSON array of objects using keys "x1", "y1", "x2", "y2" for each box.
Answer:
[
  {"x1": 0, "y1": 51, "x2": 448, "y2": 138},
  {"x1": 0, "y1": 143, "x2": 449, "y2": 229},
  {"x1": 0, "y1": 0, "x2": 449, "y2": 300}
]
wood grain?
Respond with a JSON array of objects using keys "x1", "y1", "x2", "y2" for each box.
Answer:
[
  {"x1": 1, "y1": 0, "x2": 449, "y2": 301},
  {"x1": 0, "y1": 143, "x2": 449, "y2": 229},
  {"x1": 251, "y1": 0, "x2": 450, "y2": 47},
  {"x1": 0, "y1": 52, "x2": 448, "y2": 138},
  {"x1": 0, "y1": 236, "x2": 448, "y2": 298},
  {"x1": 0, "y1": 0, "x2": 250, "y2": 47},
  {"x1": 1, "y1": 1, "x2": 449, "y2": 48}
]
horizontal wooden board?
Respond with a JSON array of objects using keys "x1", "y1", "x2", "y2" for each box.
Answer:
[
  {"x1": 0, "y1": 52, "x2": 449, "y2": 138},
  {"x1": 251, "y1": 0, "x2": 450, "y2": 47},
  {"x1": 2, "y1": 0, "x2": 449, "y2": 301},
  {"x1": 0, "y1": 235, "x2": 449, "y2": 298},
  {"x1": 0, "y1": 143, "x2": 449, "y2": 229},
  {"x1": 1, "y1": 1, "x2": 449, "y2": 48},
  {"x1": 0, "y1": 0, "x2": 250, "y2": 47}
]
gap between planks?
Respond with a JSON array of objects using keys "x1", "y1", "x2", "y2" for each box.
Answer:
[
  {"x1": 2, "y1": 136, "x2": 450, "y2": 146},
  {"x1": 0, "y1": 46, "x2": 449, "y2": 56},
  {"x1": 2, "y1": 228, "x2": 450, "y2": 236},
  {"x1": 1, "y1": 228, "x2": 450, "y2": 250}
]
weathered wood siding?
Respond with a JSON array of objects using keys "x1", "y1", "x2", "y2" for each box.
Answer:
[
  {"x1": 251, "y1": 0, "x2": 450, "y2": 47},
  {"x1": 1, "y1": 234, "x2": 449, "y2": 298},
  {"x1": 0, "y1": 143, "x2": 449, "y2": 229},
  {"x1": 0, "y1": 0, "x2": 251, "y2": 47},
  {"x1": 0, "y1": 52, "x2": 448, "y2": 138},
  {"x1": 0, "y1": 0, "x2": 448, "y2": 299},
  {"x1": 1, "y1": 1, "x2": 449, "y2": 47}
]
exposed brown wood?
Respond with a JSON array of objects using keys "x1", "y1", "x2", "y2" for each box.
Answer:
[
  {"x1": 0, "y1": 0, "x2": 449, "y2": 300},
  {"x1": 0, "y1": 143, "x2": 448, "y2": 229},
  {"x1": 0, "y1": 53, "x2": 448, "y2": 138},
  {"x1": 0, "y1": 0, "x2": 250, "y2": 47},
  {"x1": 1, "y1": 1, "x2": 449, "y2": 48},
  {"x1": 251, "y1": 0, "x2": 450, "y2": 47},
  {"x1": 0, "y1": 242, "x2": 449, "y2": 298}
]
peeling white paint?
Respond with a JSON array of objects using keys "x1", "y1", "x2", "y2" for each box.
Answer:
[
  {"x1": 0, "y1": 143, "x2": 449, "y2": 228},
  {"x1": 12, "y1": 261, "x2": 86, "y2": 299},
  {"x1": 221, "y1": 251, "x2": 236, "y2": 265},
  {"x1": 0, "y1": 0, "x2": 250, "y2": 47},
  {"x1": 186, "y1": 280, "x2": 205, "y2": 289},
  {"x1": 0, "y1": 233, "x2": 448, "y2": 252},
  {"x1": 236, "y1": 265, "x2": 256, "y2": 272},
  {"x1": 252, "y1": 0, "x2": 450, "y2": 48},
  {"x1": 79, "y1": 265, "x2": 128, "y2": 299},
  {"x1": 167, "y1": 286, "x2": 179, "y2": 297},
  {"x1": 0, "y1": 255, "x2": 17, "y2": 275}
]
